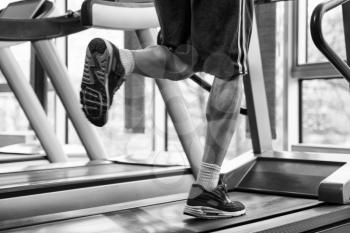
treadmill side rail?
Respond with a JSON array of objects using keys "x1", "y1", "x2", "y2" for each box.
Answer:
[
  {"x1": 0, "y1": 173, "x2": 194, "y2": 230},
  {"x1": 0, "y1": 3, "x2": 84, "y2": 42},
  {"x1": 81, "y1": 0, "x2": 159, "y2": 30},
  {"x1": 319, "y1": 163, "x2": 350, "y2": 204}
]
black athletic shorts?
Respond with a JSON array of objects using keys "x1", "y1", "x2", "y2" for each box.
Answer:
[{"x1": 155, "y1": 0, "x2": 254, "y2": 80}]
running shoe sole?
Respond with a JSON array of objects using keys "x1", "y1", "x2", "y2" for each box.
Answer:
[
  {"x1": 184, "y1": 205, "x2": 246, "y2": 219},
  {"x1": 80, "y1": 38, "x2": 117, "y2": 127}
]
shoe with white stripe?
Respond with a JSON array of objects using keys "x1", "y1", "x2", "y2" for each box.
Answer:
[
  {"x1": 184, "y1": 181, "x2": 246, "y2": 219},
  {"x1": 80, "y1": 38, "x2": 125, "y2": 127}
]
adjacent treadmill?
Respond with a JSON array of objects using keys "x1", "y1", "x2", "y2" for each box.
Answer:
[
  {"x1": 0, "y1": 1, "x2": 195, "y2": 230},
  {"x1": 2, "y1": 0, "x2": 350, "y2": 232}
]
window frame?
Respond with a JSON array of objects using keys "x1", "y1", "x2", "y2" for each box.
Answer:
[
  {"x1": 292, "y1": 0, "x2": 342, "y2": 80},
  {"x1": 285, "y1": 0, "x2": 349, "y2": 151}
]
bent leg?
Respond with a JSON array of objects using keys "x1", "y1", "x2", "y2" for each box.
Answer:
[
  {"x1": 203, "y1": 76, "x2": 243, "y2": 166},
  {"x1": 131, "y1": 45, "x2": 193, "y2": 80},
  {"x1": 128, "y1": 0, "x2": 192, "y2": 81}
]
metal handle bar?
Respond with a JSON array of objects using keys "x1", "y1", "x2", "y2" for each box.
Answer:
[{"x1": 310, "y1": 0, "x2": 350, "y2": 83}]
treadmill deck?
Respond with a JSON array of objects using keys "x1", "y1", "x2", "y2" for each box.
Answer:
[
  {"x1": 2, "y1": 192, "x2": 322, "y2": 233},
  {"x1": 0, "y1": 163, "x2": 189, "y2": 195}
]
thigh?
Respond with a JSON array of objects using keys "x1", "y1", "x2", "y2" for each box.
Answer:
[
  {"x1": 155, "y1": 0, "x2": 191, "y2": 49},
  {"x1": 191, "y1": 0, "x2": 254, "y2": 79}
]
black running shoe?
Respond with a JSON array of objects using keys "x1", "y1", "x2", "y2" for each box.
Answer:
[
  {"x1": 80, "y1": 38, "x2": 125, "y2": 127},
  {"x1": 184, "y1": 182, "x2": 246, "y2": 219}
]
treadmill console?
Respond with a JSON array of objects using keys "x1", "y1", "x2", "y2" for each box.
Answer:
[{"x1": 0, "y1": 0, "x2": 46, "y2": 19}]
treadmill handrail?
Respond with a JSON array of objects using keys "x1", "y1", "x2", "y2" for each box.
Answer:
[
  {"x1": 0, "y1": 11, "x2": 84, "y2": 41},
  {"x1": 310, "y1": 0, "x2": 350, "y2": 83}
]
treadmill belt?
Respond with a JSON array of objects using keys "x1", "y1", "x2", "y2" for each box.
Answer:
[
  {"x1": 0, "y1": 163, "x2": 188, "y2": 196},
  {"x1": 0, "y1": 154, "x2": 46, "y2": 163},
  {"x1": 4, "y1": 192, "x2": 321, "y2": 233},
  {"x1": 0, "y1": 160, "x2": 49, "y2": 173},
  {"x1": 0, "y1": 164, "x2": 181, "y2": 187}
]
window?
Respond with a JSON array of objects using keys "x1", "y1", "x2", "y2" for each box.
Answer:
[
  {"x1": 297, "y1": 0, "x2": 346, "y2": 65},
  {"x1": 292, "y1": 0, "x2": 350, "y2": 147},
  {"x1": 302, "y1": 79, "x2": 350, "y2": 145},
  {"x1": 0, "y1": 22, "x2": 31, "y2": 132},
  {"x1": 0, "y1": 1, "x2": 60, "y2": 144}
]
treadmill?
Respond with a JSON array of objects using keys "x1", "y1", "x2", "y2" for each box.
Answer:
[
  {"x1": 0, "y1": 0, "x2": 195, "y2": 230},
  {"x1": 2, "y1": 0, "x2": 350, "y2": 232}
]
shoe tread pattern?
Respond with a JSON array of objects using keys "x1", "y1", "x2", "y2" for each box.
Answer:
[{"x1": 80, "y1": 38, "x2": 112, "y2": 127}]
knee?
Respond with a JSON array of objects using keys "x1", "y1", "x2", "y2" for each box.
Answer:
[
  {"x1": 165, "y1": 71, "x2": 192, "y2": 81},
  {"x1": 148, "y1": 46, "x2": 169, "y2": 64},
  {"x1": 148, "y1": 46, "x2": 191, "y2": 81}
]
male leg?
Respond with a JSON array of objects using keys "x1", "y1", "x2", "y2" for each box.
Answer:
[
  {"x1": 183, "y1": 0, "x2": 254, "y2": 219},
  {"x1": 79, "y1": 41, "x2": 193, "y2": 127},
  {"x1": 183, "y1": 76, "x2": 246, "y2": 219},
  {"x1": 80, "y1": 0, "x2": 193, "y2": 127},
  {"x1": 79, "y1": 0, "x2": 251, "y2": 220}
]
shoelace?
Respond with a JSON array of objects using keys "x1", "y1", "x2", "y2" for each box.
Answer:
[
  {"x1": 214, "y1": 183, "x2": 233, "y2": 204},
  {"x1": 218, "y1": 175, "x2": 229, "y2": 195},
  {"x1": 217, "y1": 183, "x2": 228, "y2": 194}
]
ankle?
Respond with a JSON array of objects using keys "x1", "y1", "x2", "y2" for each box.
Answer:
[
  {"x1": 119, "y1": 49, "x2": 135, "y2": 75},
  {"x1": 195, "y1": 162, "x2": 221, "y2": 191}
]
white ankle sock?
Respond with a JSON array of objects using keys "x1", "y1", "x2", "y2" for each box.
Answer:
[
  {"x1": 196, "y1": 162, "x2": 221, "y2": 191},
  {"x1": 118, "y1": 49, "x2": 135, "y2": 75}
]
